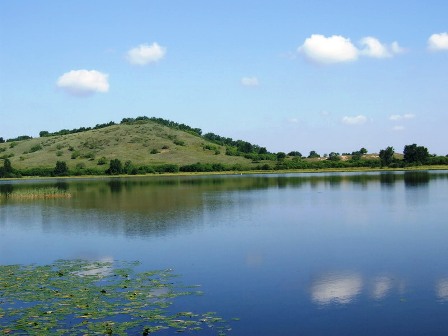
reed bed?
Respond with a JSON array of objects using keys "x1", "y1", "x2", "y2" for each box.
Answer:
[{"x1": 0, "y1": 187, "x2": 72, "y2": 200}]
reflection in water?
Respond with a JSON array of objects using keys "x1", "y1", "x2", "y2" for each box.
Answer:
[
  {"x1": 371, "y1": 276, "x2": 393, "y2": 300},
  {"x1": 436, "y1": 278, "x2": 448, "y2": 301},
  {"x1": 311, "y1": 272, "x2": 363, "y2": 305},
  {"x1": 404, "y1": 171, "x2": 430, "y2": 187}
]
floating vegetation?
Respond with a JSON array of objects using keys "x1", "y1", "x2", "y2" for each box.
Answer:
[
  {"x1": 0, "y1": 260, "x2": 233, "y2": 335},
  {"x1": 0, "y1": 187, "x2": 72, "y2": 200}
]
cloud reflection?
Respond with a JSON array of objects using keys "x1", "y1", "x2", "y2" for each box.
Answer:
[
  {"x1": 371, "y1": 276, "x2": 393, "y2": 300},
  {"x1": 311, "y1": 273, "x2": 362, "y2": 305},
  {"x1": 436, "y1": 278, "x2": 448, "y2": 301}
]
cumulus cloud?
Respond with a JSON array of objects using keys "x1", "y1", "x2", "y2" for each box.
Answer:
[
  {"x1": 56, "y1": 70, "x2": 109, "y2": 96},
  {"x1": 241, "y1": 76, "x2": 259, "y2": 87},
  {"x1": 342, "y1": 115, "x2": 368, "y2": 125},
  {"x1": 126, "y1": 42, "x2": 166, "y2": 65},
  {"x1": 389, "y1": 113, "x2": 415, "y2": 121},
  {"x1": 428, "y1": 33, "x2": 448, "y2": 51},
  {"x1": 298, "y1": 34, "x2": 404, "y2": 64},
  {"x1": 360, "y1": 37, "x2": 404, "y2": 58},
  {"x1": 299, "y1": 34, "x2": 359, "y2": 64}
]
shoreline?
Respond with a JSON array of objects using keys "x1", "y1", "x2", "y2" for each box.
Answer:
[{"x1": 1, "y1": 165, "x2": 447, "y2": 182}]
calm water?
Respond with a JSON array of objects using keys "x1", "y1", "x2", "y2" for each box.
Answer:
[{"x1": 1, "y1": 171, "x2": 448, "y2": 335}]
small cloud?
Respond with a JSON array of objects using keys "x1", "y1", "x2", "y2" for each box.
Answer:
[
  {"x1": 359, "y1": 37, "x2": 404, "y2": 58},
  {"x1": 428, "y1": 33, "x2": 448, "y2": 51},
  {"x1": 391, "y1": 41, "x2": 405, "y2": 54},
  {"x1": 298, "y1": 34, "x2": 359, "y2": 64},
  {"x1": 342, "y1": 115, "x2": 368, "y2": 125},
  {"x1": 392, "y1": 125, "x2": 405, "y2": 131},
  {"x1": 389, "y1": 113, "x2": 415, "y2": 121},
  {"x1": 241, "y1": 76, "x2": 259, "y2": 87},
  {"x1": 288, "y1": 117, "x2": 299, "y2": 124},
  {"x1": 126, "y1": 42, "x2": 166, "y2": 65},
  {"x1": 56, "y1": 70, "x2": 109, "y2": 97}
]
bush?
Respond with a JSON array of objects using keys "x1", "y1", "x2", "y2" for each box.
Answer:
[{"x1": 97, "y1": 157, "x2": 107, "y2": 165}]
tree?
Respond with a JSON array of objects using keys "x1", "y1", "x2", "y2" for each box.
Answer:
[
  {"x1": 379, "y1": 146, "x2": 394, "y2": 166},
  {"x1": 360, "y1": 147, "x2": 368, "y2": 155},
  {"x1": 0, "y1": 137, "x2": 4, "y2": 143},
  {"x1": 0, "y1": 158, "x2": 14, "y2": 178},
  {"x1": 107, "y1": 159, "x2": 123, "y2": 175},
  {"x1": 53, "y1": 161, "x2": 69, "y2": 176},
  {"x1": 328, "y1": 152, "x2": 341, "y2": 161},
  {"x1": 276, "y1": 152, "x2": 286, "y2": 160},
  {"x1": 288, "y1": 151, "x2": 302, "y2": 157},
  {"x1": 308, "y1": 151, "x2": 320, "y2": 159},
  {"x1": 39, "y1": 131, "x2": 50, "y2": 137},
  {"x1": 403, "y1": 144, "x2": 429, "y2": 164}
]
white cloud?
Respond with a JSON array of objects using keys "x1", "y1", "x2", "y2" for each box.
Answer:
[
  {"x1": 360, "y1": 37, "x2": 391, "y2": 58},
  {"x1": 126, "y1": 42, "x2": 166, "y2": 65},
  {"x1": 389, "y1": 113, "x2": 415, "y2": 121},
  {"x1": 342, "y1": 115, "x2": 367, "y2": 125},
  {"x1": 56, "y1": 70, "x2": 109, "y2": 96},
  {"x1": 241, "y1": 76, "x2": 259, "y2": 87},
  {"x1": 299, "y1": 34, "x2": 404, "y2": 64},
  {"x1": 391, "y1": 41, "x2": 405, "y2": 54},
  {"x1": 360, "y1": 37, "x2": 404, "y2": 58},
  {"x1": 298, "y1": 34, "x2": 359, "y2": 64},
  {"x1": 428, "y1": 33, "x2": 448, "y2": 51},
  {"x1": 392, "y1": 125, "x2": 405, "y2": 131}
]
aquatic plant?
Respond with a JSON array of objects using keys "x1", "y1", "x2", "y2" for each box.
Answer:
[
  {"x1": 0, "y1": 260, "x2": 233, "y2": 335},
  {"x1": 0, "y1": 187, "x2": 72, "y2": 200}
]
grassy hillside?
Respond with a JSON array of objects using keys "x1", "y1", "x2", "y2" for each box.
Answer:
[{"x1": 0, "y1": 121, "x2": 262, "y2": 171}]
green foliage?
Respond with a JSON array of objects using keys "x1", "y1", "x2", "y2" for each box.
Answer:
[
  {"x1": 288, "y1": 151, "x2": 302, "y2": 157},
  {"x1": 0, "y1": 137, "x2": 4, "y2": 143},
  {"x1": 150, "y1": 148, "x2": 160, "y2": 154},
  {"x1": 379, "y1": 146, "x2": 395, "y2": 167},
  {"x1": 53, "y1": 161, "x2": 69, "y2": 176},
  {"x1": 403, "y1": 144, "x2": 429, "y2": 164},
  {"x1": 56, "y1": 150, "x2": 63, "y2": 156},
  {"x1": 6, "y1": 135, "x2": 32, "y2": 142},
  {"x1": 180, "y1": 162, "x2": 227, "y2": 172},
  {"x1": 0, "y1": 158, "x2": 17, "y2": 178},
  {"x1": 106, "y1": 159, "x2": 123, "y2": 175},
  {"x1": 173, "y1": 139, "x2": 185, "y2": 146},
  {"x1": 9, "y1": 142, "x2": 17, "y2": 148},
  {"x1": 328, "y1": 152, "x2": 341, "y2": 161},
  {"x1": 277, "y1": 152, "x2": 286, "y2": 160},
  {"x1": 71, "y1": 150, "x2": 81, "y2": 159},
  {"x1": 308, "y1": 151, "x2": 320, "y2": 159},
  {"x1": 39, "y1": 130, "x2": 50, "y2": 137},
  {"x1": 0, "y1": 260, "x2": 232, "y2": 335},
  {"x1": 124, "y1": 160, "x2": 138, "y2": 175},
  {"x1": 97, "y1": 156, "x2": 108, "y2": 165}
]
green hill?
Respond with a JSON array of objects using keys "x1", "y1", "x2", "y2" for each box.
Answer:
[{"x1": 0, "y1": 118, "x2": 268, "y2": 173}]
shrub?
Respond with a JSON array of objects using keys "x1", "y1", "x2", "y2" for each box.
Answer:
[{"x1": 97, "y1": 157, "x2": 107, "y2": 165}]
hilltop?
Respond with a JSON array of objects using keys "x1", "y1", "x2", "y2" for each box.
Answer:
[
  {"x1": 0, "y1": 117, "x2": 267, "y2": 173},
  {"x1": 1, "y1": 116, "x2": 447, "y2": 177}
]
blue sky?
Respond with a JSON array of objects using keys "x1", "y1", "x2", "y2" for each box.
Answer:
[{"x1": 1, "y1": 1, "x2": 447, "y2": 155}]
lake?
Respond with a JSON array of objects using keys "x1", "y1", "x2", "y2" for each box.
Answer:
[{"x1": 1, "y1": 171, "x2": 448, "y2": 335}]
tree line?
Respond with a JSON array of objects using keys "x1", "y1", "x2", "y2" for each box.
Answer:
[{"x1": 1, "y1": 143, "x2": 448, "y2": 179}]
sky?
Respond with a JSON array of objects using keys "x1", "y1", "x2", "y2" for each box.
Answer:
[{"x1": 0, "y1": 1, "x2": 447, "y2": 155}]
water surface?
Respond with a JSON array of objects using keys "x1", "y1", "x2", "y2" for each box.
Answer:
[{"x1": 1, "y1": 171, "x2": 448, "y2": 335}]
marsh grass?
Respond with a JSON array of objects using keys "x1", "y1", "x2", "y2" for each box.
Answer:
[{"x1": 0, "y1": 187, "x2": 72, "y2": 200}]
